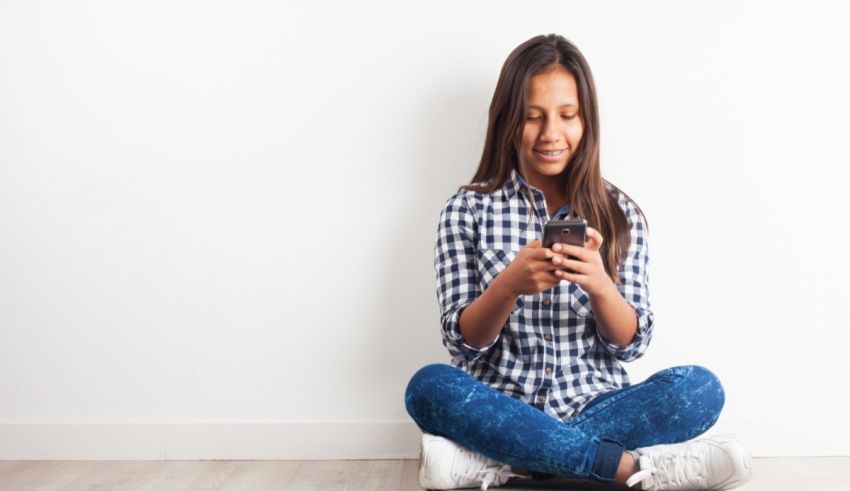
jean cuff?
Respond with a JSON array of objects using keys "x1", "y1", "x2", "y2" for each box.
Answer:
[{"x1": 590, "y1": 438, "x2": 625, "y2": 481}]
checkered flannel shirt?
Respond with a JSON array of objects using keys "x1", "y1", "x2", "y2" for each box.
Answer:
[{"x1": 434, "y1": 167, "x2": 654, "y2": 422}]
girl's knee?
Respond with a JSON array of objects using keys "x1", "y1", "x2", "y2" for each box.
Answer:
[
  {"x1": 676, "y1": 365, "x2": 726, "y2": 426},
  {"x1": 650, "y1": 365, "x2": 725, "y2": 422},
  {"x1": 686, "y1": 366, "x2": 725, "y2": 407},
  {"x1": 406, "y1": 363, "x2": 457, "y2": 395},
  {"x1": 658, "y1": 365, "x2": 723, "y2": 395},
  {"x1": 404, "y1": 363, "x2": 459, "y2": 418}
]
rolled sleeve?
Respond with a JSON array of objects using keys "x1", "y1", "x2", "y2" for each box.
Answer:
[
  {"x1": 440, "y1": 301, "x2": 500, "y2": 364},
  {"x1": 434, "y1": 192, "x2": 498, "y2": 365},
  {"x1": 597, "y1": 195, "x2": 654, "y2": 362}
]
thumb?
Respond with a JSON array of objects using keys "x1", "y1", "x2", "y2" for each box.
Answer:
[
  {"x1": 525, "y1": 239, "x2": 549, "y2": 258},
  {"x1": 526, "y1": 239, "x2": 543, "y2": 248}
]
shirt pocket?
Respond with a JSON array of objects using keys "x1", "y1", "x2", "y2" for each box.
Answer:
[
  {"x1": 568, "y1": 281, "x2": 593, "y2": 317},
  {"x1": 476, "y1": 247, "x2": 524, "y2": 313}
]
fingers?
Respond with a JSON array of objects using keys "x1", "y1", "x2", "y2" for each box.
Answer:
[
  {"x1": 585, "y1": 227, "x2": 603, "y2": 251},
  {"x1": 551, "y1": 242, "x2": 590, "y2": 261},
  {"x1": 549, "y1": 255, "x2": 589, "y2": 274},
  {"x1": 554, "y1": 269, "x2": 588, "y2": 283},
  {"x1": 526, "y1": 240, "x2": 557, "y2": 259},
  {"x1": 534, "y1": 244, "x2": 554, "y2": 260}
]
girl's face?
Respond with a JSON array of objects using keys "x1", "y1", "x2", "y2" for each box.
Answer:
[{"x1": 517, "y1": 64, "x2": 584, "y2": 188}]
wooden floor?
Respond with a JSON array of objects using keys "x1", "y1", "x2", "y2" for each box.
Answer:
[{"x1": 0, "y1": 457, "x2": 847, "y2": 490}]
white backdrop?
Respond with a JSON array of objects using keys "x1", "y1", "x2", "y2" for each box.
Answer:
[{"x1": 1, "y1": 0, "x2": 848, "y2": 459}]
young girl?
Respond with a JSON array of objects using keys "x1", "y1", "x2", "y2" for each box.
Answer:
[{"x1": 404, "y1": 34, "x2": 753, "y2": 490}]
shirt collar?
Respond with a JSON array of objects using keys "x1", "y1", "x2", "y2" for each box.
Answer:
[
  {"x1": 503, "y1": 167, "x2": 574, "y2": 219},
  {"x1": 503, "y1": 167, "x2": 526, "y2": 199}
]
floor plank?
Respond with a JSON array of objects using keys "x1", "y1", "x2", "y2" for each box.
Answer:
[
  {"x1": 57, "y1": 461, "x2": 166, "y2": 491},
  {"x1": 398, "y1": 459, "x2": 422, "y2": 491},
  {"x1": 0, "y1": 457, "x2": 847, "y2": 490},
  {"x1": 193, "y1": 461, "x2": 303, "y2": 491},
  {"x1": 0, "y1": 461, "x2": 102, "y2": 491}
]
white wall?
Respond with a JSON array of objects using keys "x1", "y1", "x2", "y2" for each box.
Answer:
[{"x1": 1, "y1": 0, "x2": 848, "y2": 459}]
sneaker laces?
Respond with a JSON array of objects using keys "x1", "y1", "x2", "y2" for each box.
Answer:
[
  {"x1": 455, "y1": 449, "x2": 524, "y2": 490},
  {"x1": 466, "y1": 464, "x2": 524, "y2": 490},
  {"x1": 625, "y1": 450, "x2": 705, "y2": 489}
]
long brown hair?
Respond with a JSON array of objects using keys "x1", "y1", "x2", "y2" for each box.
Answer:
[{"x1": 461, "y1": 34, "x2": 647, "y2": 285}]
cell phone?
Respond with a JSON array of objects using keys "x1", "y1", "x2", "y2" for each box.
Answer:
[{"x1": 543, "y1": 218, "x2": 587, "y2": 249}]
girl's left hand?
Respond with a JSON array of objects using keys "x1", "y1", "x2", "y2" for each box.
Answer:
[{"x1": 549, "y1": 226, "x2": 613, "y2": 297}]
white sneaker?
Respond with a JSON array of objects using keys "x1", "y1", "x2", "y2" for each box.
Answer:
[
  {"x1": 625, "y1": 434, "x2": 753, "y2": 490},
  {"x1": 418, "y1": 433, "x2": 527, "y2": 490}
]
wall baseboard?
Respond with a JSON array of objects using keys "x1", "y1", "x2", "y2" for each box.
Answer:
[{"x1": 1, "y1": 418, "x2": 847, "y2": 460}]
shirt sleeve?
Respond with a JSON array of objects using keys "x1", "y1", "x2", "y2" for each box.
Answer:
[
  {"x1": 596, "y1": 195, "x2": 655, "y2": 362},
  {"x1": 434, "y1": 191, "x2": 499, "y2": 365}
]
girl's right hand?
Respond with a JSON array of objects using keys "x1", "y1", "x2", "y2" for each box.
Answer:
[{"x1": 499, "y1": 239, "x2": 564, "y2": 296}]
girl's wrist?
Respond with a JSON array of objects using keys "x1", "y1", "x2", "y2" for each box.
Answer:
[
  {"x1": 587, "y1": 277, "x2": 618, "y2": 300},
  {"x1": 491, "y1": 272, "x2": 520, "y2": 301}
]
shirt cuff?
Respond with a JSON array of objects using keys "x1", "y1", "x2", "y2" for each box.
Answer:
[
  {"x1": 442, "y1": 303, "x2": 501, "y2": 364},
  {"x1": 597, "y1": 306, "x2": 653, "y2": 362}
]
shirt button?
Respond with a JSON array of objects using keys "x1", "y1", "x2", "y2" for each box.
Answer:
[
  {"x1": 543, "y1": 298, "x2": 551, "y2": 306},
  {"x1": 537, "y1": 395, "x2": 546, "y2": 403},
  {"x1": 544, "y1": 334, "x2": 552, "y2": 341},
  {"x1": 545, "y1": 367, "x2": 553, "y2": 375}
]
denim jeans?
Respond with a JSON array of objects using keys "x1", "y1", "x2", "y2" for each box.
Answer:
[{"x1": 404, "y1": 363, "x2": 724, "y2": 481}]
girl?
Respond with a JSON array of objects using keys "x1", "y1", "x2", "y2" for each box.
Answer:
[{"x1": 404, "y1": 34, "x2": 752, "y2": 490}]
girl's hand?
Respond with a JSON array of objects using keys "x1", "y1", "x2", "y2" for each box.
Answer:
[
  {"x1": 550, "y1": 226, "x2": 614, "y2": 297},
  {"x1": 498, "y1": 239, "x2": 566, "y2": 296}
]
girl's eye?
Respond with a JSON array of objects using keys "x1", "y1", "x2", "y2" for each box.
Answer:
[
  {"x1": 526, "y1": 116, "x2": 542, "y2": 121},
  {"x1": 562, "y1": 114, "x2": 578, "y2": 120}
]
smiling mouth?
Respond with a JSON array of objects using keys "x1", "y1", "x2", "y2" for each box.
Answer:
[{"x1": 534, "y1": 149, "x2": 566, "y2": 157}]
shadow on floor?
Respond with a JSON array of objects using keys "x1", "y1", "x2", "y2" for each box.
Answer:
[{"x1": 503, "y1": 476, "x2": 625, "y2": 490}]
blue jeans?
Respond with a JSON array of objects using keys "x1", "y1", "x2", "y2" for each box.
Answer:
[{"x1": 404, "y1": 363, "x2": 724, "y2": 481}]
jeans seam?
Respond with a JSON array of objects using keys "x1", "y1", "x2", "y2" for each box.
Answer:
[{"x1": 568, "y1": 371, "x2": 690, "y2": 429}]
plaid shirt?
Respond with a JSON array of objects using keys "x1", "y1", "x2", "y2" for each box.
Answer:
[{"x1": 434, "y1": 168, "x2": 654, "y2": 422}]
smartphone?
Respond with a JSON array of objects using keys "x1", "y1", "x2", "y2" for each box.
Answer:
[{"x1": 543, "y1": 218, "x2": 587, "y2": 249}]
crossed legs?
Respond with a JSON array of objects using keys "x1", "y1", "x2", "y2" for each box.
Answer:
[{"x1": 404, "y1": 363, "x2": 724, "y2": 483}]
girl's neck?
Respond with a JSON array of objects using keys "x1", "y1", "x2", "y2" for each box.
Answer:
[{"x1": 519, "y1": 169, "x2": 568, "y2": 213}]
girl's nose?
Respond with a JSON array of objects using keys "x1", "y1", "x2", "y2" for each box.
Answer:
[{"x1": 540, "y1": 118, "x2": 561, "y2": 142}]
